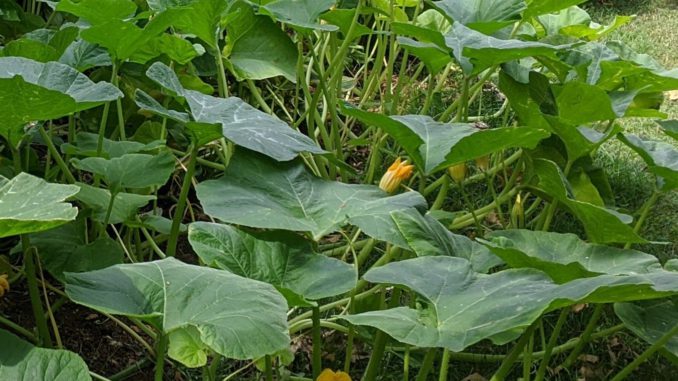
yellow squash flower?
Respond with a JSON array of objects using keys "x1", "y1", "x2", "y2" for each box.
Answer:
[
  {"x1": 475, "y1": 155, "x2": 490, "y2": 172},
  {"x1": 448, "y1": 163, "x2": 467, "y2": 184},
  {"x1": 0, "y1": 274, "x2": 9, "y2": 298},
  {"x1": 510, "y1": 193, "x2": 525, "y2": 229},
  {"x1": 379, "y1": 158, "x2": 414, "y2": 194},
  {"x1": 317, "y1": 369, "x2": 352, "y2": 381}
]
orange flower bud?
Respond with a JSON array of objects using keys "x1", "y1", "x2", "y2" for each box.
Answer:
[
  {"x1": 0, "y1": 274, "x2": 9, "y2": 298},
  {"x1": 379, "y1": 158, "x2": 414, "y2": 194}
]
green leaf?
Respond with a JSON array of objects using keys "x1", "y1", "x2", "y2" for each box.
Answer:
[
  {"x1": 391, "y1": 209, "x2": 502, "y2": 273},
  {"x1": 59, "y1": 39, "x2": 112, "y2": 71},
  {"x1": 0, "y1": 329, "x2": 90, "y2": 380},
  {"x1": 617, "y1": 134, "x2": 678, "y2": 191},
  {"x1": 524, "y1": 0, "x2": 587, "y2": 18},
  {"x1": 444, "y1": 23, "x2": 572, "y2": 74},
  {"x1": 259, "y1": 0, "x2": 338, "y2": 32},
  {"x1": 0, "y1": 173, "x2": 79, "y2": 239},
  {"x1": 74, "y1": 183, "x2": 155, "y2": 224},
  {"x1": 0, "y1": 57, "x2": 122, "y2": 143},
  {"x1": 342, "y1": 256, "x2": 678, "y2": 352},
  {"x1": 553, "y1": 81, "x2": 617, "y2": 125},
  {"x1": 396, "y1": 36, "x2": 451, "y2": 75},
  {"x1": 530, "y1": 159, "x2": 644, "y2": 244},
  {"x1": 432, "y1": 0, "x2": 526, "y2": 34},
  {"x1": 483, "y1": 229, "x2": 662, "y2": 283},
  {"x1": 657, "y1": 120, "x2": 678, "y2": 141},
  {"x1": 64, "y1": 257, "x2": 290, "y2": 362},
  {"x1": 536, "y1": 6, "x2": 590, "y2": 36},
  {"x1": 168, "y1": 326, "x2": 209, "y2": 368},
  {"x1": 169, "y1": 0, "x2": 231, "y2": 49},
  {"x1": 56, "y1": 0, "x2": 137, "y2": 25},
  {"x1": 61, "y1": 132, "x2": 165, "y2": 158},
  {"x1": 615, "y1": 300, "x2": 678, "y2": 361},
  {"x1": 196, "y1": 150, "x2": 427, "y2": 244},
  {"x1": 28, "y1": 220, "x2": 123, "y2": 282},
  {"x1": 343, "y1": 106, "x2": 548, "y2": 174},
  {"x1": 188, "y1": 222, "x2": 356, "y2": 304},
  {"x1": 71, "y1": 152, "x2": 175, "y2": 192},
  {"x1": 320, "y1": 8, "x2": 372, "y2": 38},
  {"x1": 2, "y1": 38, "x2": 60, "y2": 62},
  {"x1": 225, "y1": 2, "x2": 298, "y2": 82},
  {"x1": 144, "y1": 62, "x2": 324, "y2": 160}
]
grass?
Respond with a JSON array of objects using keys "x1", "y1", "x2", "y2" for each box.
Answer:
[{"x1": 584, "y1": 0, "x2": 678, "y2": 263}]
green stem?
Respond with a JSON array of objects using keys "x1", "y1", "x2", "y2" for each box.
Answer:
[
  {"x1": 22, "y1": 238, "x2": 53, "y2": 347},
  {"x1": 624, "y1": 189, "x2": 660, "y2": 249},
  {"x1": 414, "y1": 349, "x2": 437, "y2": 381},
  {"x1": 362, "y1": 288, "x2": 402, "y2": 381},
  {"x1": 541, "y1": 160, "x2": 573, "y2": 231},
  {"x1": 431, "y1": 175, "x2": 450, "y2": 210},
  {"x1": 312, "y1": 306, "x2": 322, "y2": 380},
  {"x1": 154, "y1": 332, "x2": 168, "y2": 381},
  {"x1": 533, "y1": 309, "x2": 569, "y2": 381},
  {"x1": 214, "y1": 42, "x2": 228, "y2": 98},
  {"x1": 265, "y1": 355, "x2": 273, "y2": 381},
  {"x1": 166, "y1": 146, "x2": 198, "y2": 257},
  {"x1": 438, "y1": 349, "x2": 451, "y2": 381},
  {"x1": 0, "y1": 314, "x2": 37, "y2": 343},
  {"x1": 96, "y1": 62, "x2": 118, "y2": 157},
  {"x1": 490, "y1": 323, "x2": 538, "y2": 381},
  {"x1": 609, "y1": 321, "x2": 678, "y2": 381},
  {"x1": 38, "y1": 125, "x2": 76, "y2": 184},
  {"x1": 103, "y1": 192, "x2": 117, "y2": 228},
  {"x1": 562, "y1": 304, "x2": 604, "y2": 368}
]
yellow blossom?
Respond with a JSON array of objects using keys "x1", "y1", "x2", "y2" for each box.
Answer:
[
  {"x1": 475, "y1": 155, "x2": 490, "y2": 172},
  {"x1": 379, "y1": 158, "x2": 414, "y2": 194},
  {"x1": 317, "y1": 369, "x2": 352, "y2": 381},
  {"x1": 447, "y1": 163, "x2": 467, "y2": 184},
  {"x1": 0, "y1": 274, "x2": 9, "y2": 298}
]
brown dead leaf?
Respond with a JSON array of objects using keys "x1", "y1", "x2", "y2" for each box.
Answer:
[
  {"x1": 579, "y1": 354, "x2": 599, "y2": 364},
  {"x1": 572, "y1": 303, "x2": 588, "y2": 313}
]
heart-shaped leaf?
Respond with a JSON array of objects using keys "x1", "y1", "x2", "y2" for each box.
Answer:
[
  {"x1": 618, "y1": 134, "x2": 678, "y2": 191},
  {"x1": 65, "y1": 257, "x2": 290, "y2": 364},
  {"x1": 259, "y1": 0, "x2": 338, "y2": 32},
  {"x1": 0, "y1": 329, "x2": 90, "y2": 381},
  {"x1": 432, "y1": 0, "x2": 526, "y2": 34},
  {"x1": 391, "y1": 209, "x2": 502, "y2": 273},
  {"x1": 196, "y1": 149, "x2": 427, "y2": 244},
  {"x1": 71, "y1": 152, "x2": 175, "y2": 192},
  {"x1": 483, "y1": 229, "x2": 662, "y2": 283},
  {"x1": 188, "y1": 222, "x2": 356, "y2": 305},
  {"x1": 74, "y1": 183, "x2": 155, "y2": 224},
  {"x1": 0, "y1": 57, "x2": 122, "y2": 143},
  {"x1": 28, "y1": 220, "x2": 123, "y2": 282},
  {"x1": 342, "y1": 256, "x2": 678, "y2": 352},
  {"x1": 0, "y1": 173, "x2": 79, "y2": 238}
]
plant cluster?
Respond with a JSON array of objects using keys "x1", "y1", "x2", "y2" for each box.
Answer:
[{"x1": 0, "y1": 0, "x2": 677, "y2": 380}]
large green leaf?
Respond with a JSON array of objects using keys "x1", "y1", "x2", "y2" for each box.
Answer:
[
  {"x1": 483, "y1": 230, "x2": 661, "y2": 283},
  {"x1": 536, "y1": 5, "x2": 590, "y2": 36},
  {"x1": 59, "y1": 39, "x2": 112, "y2": 71},
  {"x1": 523, "y1": 0, "x2": 587, "y2": 18},
  {"x1": 342, "y1": 256, "x2": 678, "y2": 352},
  {"x1": 141, "y1": 62, "x2": 323, "y2": 160},
  {"x1": 224, "y1": 2, "x2": 299, "y2": 82},
  {"x1": 56, "y1": 0, "x2": 137, "y2": 25},
  {"x1": 0, "y1": 57, "x2": 122, "y2": 142},
  {"x1": 0, "y1": 173, "x2": 79, "y2": 239},
  {"x1": 657, "y1": 120, "x2": 678, "y2": 141},
  {"x1": 530, "y1": 159, "x2": 643, "y2": 244},
  {"x1": 432, "y1": 0, "x2": 526, "y2": 34},
  {"x1": 343, "y1": 106, "x2": 548, "y2": 174},
  {"x1": 391, "y1": 209, "x2": 502, "y2": 273},
  {"x1": 74, "y1": 183, "x2": 155, "y2": 224},
  {"x1": 0, "y1": 329, "x2": 90, "y2": 381},
  {"x1": 65, "y1": 257, "x2": 290, "y2": 363},
  {"x1": 28, "y1": 220, "x2": 123, "y2": 282},
  {"x1": 615, "y1": 300, "x2": 678, "y2": 362},
  {"x1": 259, "y1": 0, "x2": 338, "y2": 32},
  {"x1": 196, "y1": 150, "x2": 427, "y2": 244},
  {"x1": 71, "y1": 152, "x2": 175, "y2": 192},
  {"x1": 617, "y1": 134, "x2": 678, "y2": 191},
  {"x1": 166, "y1": 0, "x2": 232, "y2": 49},
  {"x1": 444, "y1": 23, "x2": 571, "y2": 74},
  {"x1": 188, "y1": 222, "x2": 356, "y2": 305}
]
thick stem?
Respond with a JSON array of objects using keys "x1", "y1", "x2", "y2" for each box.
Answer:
[
  {"x1": 414, "y1": 349, "x2": 437, "y2": 381},
  {"x1": 438, "y1": 349, "x2": 451, "y2": 381},
  {"x1": 154, "y1": 332, "x2": 168, "y2": 381},
  {"x1": 166, "y1": 146, "x2": 198, "y2": 257},
  {"x1": 533, "y1": 309, "x2": 569, "y2": 381},
  {"x1": 624, "y1": 189, "x2": 660, "y2": 249},
  {"x1": 38, "y1": 125, "x2": 76, "y2": 184},
  {"x1": 362, "y1": 288, "x2": 402, "y2": 381},
  {"x1": 96, "y1": 62, "x2": 119, "y2": 157},
  {"x1": 22, "y1": 238, "x2": 53, "y2": 347}
]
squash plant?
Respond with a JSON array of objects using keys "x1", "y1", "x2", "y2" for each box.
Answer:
[{"x1": 0, "y1": 0, "x2": 677, "y2": 380}]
